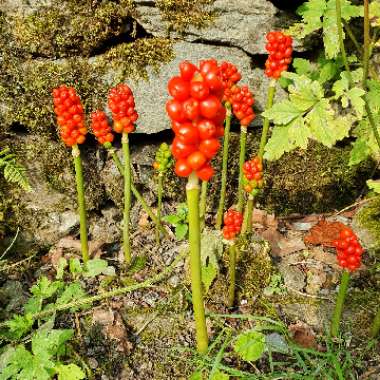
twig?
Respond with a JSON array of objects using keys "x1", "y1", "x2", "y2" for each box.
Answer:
[{"x1": 0, "y1": 227, "x2": 19, "y2": 261}]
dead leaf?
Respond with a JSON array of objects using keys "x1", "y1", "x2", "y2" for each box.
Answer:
[
  {"x1": 304, "y1": 219, "x2": 347, "y2": 246},
  {"x1": 288, "y1": 321, "x2": 318, "y2": 349}
]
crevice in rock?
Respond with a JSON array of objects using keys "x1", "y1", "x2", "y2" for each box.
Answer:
[
  {"x1": 8, "y1": 122, "x2": 29, "y2": 136},
  {"x1": 131, "y1": 128, "x2": 173, "y2": 147},
  {"x1": 268, "y1": 0, "x2": 305, "y2": 12}
]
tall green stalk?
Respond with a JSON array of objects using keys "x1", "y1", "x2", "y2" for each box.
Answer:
[
  {"x1": 370, "y1": 308, "x2": 380, "y2": 338},
  {"x1": 241, "y1": 195, "x2": 254, "y2": 235},
  {"x1": 72, "y1": 145, "x2": 89, "y2": 263},
  {"x1": 362, "y1": 0, "x2": 380, "y2": 152},
  {"x1": 228, "y1": 243, "x2": 237, "y2": 307},
  {"x1": 216, "y1": 103, "x2": 232, "y2": 230},
  {"x1": 122, "y1": 133, "x2": 132, "y2": 264},
  {"x1": 237, "y1": 126, "x2": 247, "y2": 213},
  {"x1": 187, "y1": 172, "x2": 208, "y2": 354},
  {"x1": 331, "y1": 270, "x2": 350, "y2": 337},
  {"x1": 336, "y1": 0, "x2": 352, "y2": 80},
  {"x1": 106, "y1": 145, "x2": 165, "y2": 235},
  {"x1": 199, "y1": 180, "x2": 208, "y2": 230},
  {"x1": 156, "y1": 173, "x2": 163, "y2": 244}
]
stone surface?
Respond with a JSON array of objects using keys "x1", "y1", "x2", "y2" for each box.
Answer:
[{"x1": 135, "y1": 0, "x2": 298, "y2": 55}]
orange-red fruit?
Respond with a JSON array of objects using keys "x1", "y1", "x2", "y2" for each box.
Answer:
[
  {"x1": 222, "y1": 209, "x2": 243, "y2": 240},
  {"x1": 52, "y1": 85, "x2": 87, "y2": 147},
  {"x1": 108, "y1": 83, "x2": 138, "y2": 134},
  {"x1": 91, "y1": 110, "x2": 114, "y2": 145}
]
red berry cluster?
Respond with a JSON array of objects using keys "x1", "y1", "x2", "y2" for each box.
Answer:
[
  {"x1": 219, "y1": 61, "x2": 241, "y2": 102},
  {"x1": 222, "y1": 209, "x2": 243, "y2": 240},
  {"x1": 242, "y1": 157, "x2": 264, "y2": 195},
  {"x1": 332, "y1": 228, "x2": 364, "y2": 272},
  {"x1": 227, "y1": 85, "x2": 255, "y2": 126},
  {"x1": 167, "y1": 59, "x2": 226, "y2": 181},
  {"x1": 90, "y1": 111, "x2": 114, "y2": 145},
  {"x1": 52, "y1": 86, "x2": 87, "y2": 147},
  {"x1": 265, "y1": 31, "x2": 293, "y2": 79},
  {"x1": 108, "y1": 84, "x2": 138, "y2": 134}
]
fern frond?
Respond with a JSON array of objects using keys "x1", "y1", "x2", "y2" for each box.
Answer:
[{"x1": 0, "y1": 148, "x2": 32, "y2": 191}]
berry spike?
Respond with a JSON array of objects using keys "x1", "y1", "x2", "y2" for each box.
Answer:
[
  {"x1": 108, "y1": 83, "x2": 138, "y2": 134},
  {"x1": 222, "y1": 209, "x2": 243, "y2": 240},
  {"x1": 90, "y1": 110, "x2": 114, "y2": 145},
  {"x1": 52, "y1": 86, "x2": 87, "y2": 146},
  {"x1": 264, "y1": 31, "x2": 293, "y2": 79}
]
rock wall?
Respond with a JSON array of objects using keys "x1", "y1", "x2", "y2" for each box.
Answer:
[{"x1": 0, "y1": 0, "x2": 374, "y2": 250}]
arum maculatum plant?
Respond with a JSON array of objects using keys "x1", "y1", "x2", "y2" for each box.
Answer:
[
  {"x1": 108, "y1": 84, "x2": 139, "y2": 265},
  {"x1": 226, "y1": 84, "x2": 256, "y2": 213},
  {"x1": 153, "y1": 142, "x2": 173, "y2": 243},
  {"x1": 52, "y1": 86, "x2": 89, "y2": 263},
  {"x1": 166, "y1": 59, "x2": 226, "y2": 354},
  {"x1": 90, "y1": 110, "x2": 162, "y2": 234},
  {"x1": 222, "y1": 208, "x2": 243, "y2": 307},
  {"x1": 331, "y1": 227, "x2": 364, "y2": 338},
  {"x1": 215, "y1": 61, "x2": 241, "y2": 229},
  {"x1": 242, "y1": 31, "x2": 293, "y2": 234}
]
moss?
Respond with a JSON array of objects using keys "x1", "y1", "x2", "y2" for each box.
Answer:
[
  {"x1": 0, "y1": 38, "x2": 173, "y2": 134},
  {"x1": 353, "y1": 196, "x2": 380, "y2": 252},
  {"x1": 156, "y1": 0, "x2": 216, "y2": 32},
  {"x1": 4, "y1": 1, "x2": 135, "y2": 58}
]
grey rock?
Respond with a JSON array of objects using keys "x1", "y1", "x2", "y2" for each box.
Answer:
[
  {"x1": 128, "y1": 40, "x2": 284, "y2": 134},
  {"x1": 135, "y1": 0, "x2": 299, "y2": 55},
  {"x1": 278, "y1": 263, "x2": 305, "y2": 292}
]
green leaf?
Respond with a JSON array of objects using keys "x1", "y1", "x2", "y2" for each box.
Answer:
[
  {"x1": 201, "y1": 265, "x2": 217, "y2": 294},
  {"x1": 56, "y1": 258, "x2": 68, "y2": 280},
  {"x1": 210, "y1": 370, "x2": 229, "y2": 380},
  {"x1": 349, "y1": 138, "x2": 370, "y2": 166},
  {"x1": 233, "y1": 330, "x2": 266, "y2": 362},
  {"x1": 289, "y1": 0, "x2": 327, "y2": 37},
  {"x1": 323, "y1": 0, "x2": 362, "y2": 58},
  {"x1": 55, "y1": 364, "x2": 85, "y2": 380},
  {"x1": 32, "y1": 328, "x2": 73, "y2": 360},
  {"x1": 69, "y1": 258, "x2": 83, "y2": 276},
  {"x1": 5, "y1": 314, "x2": 34, "y2": 339},
  {"x1": 293, "y1": 58, "x2": 313, "y2": 75},
  {"x1": 55, "y1": 282, "x2": 86, "y2": 311},
  {"x1": 30, "y1": 277, "x2": 62, "y2": 300},
  {"x1": 162, "y1": 214, "x2": 182, "y2": 225},
  {"x1": 262, "y1": 100, "x2": 304, "y2": 125},
  {"x1": 370, "y1": 0, "x2": 380, "y2": 27},
  {"x1": 367, "y1": 79, "x2": 380, "y2": 113},
  {"x1": 175, "y1": 224, "x2": 188, "y2": 240},
  {"x1": 367, "y1": 179, "x2": 380, "y2": 194},
  {"x1": 318, "y1": 61, "x2": 339, "y2": 83},
  {"x1": 190, "y1": 371, "x2": 203, "y2": 380},
  {"x1": 0, "y1": 345, "x2": 34, "y2": 380},
  {"x1": 83, "y1": 259, "x2": 108, "y2": 278}
]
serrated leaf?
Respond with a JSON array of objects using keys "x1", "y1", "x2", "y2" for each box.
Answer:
[
  {"x1": 162, "y1": 214, "x2": 181, "y2": 225},
  {"x1": 346, "y1": 87, "x2": 365, "y2": 117},
  {"x1": 349, "y1": 138, "x2": 370, "y2": 166},
  {"x1": 30, "y1": 277, "x2": 62, "y2": 300},
  {"x1": 201, "y1": 265, "x2": 217, "y2": 294},
  {"x1": 56, "y1": 258, "x2": 68, "y2": 280},
  {"x1": 55, "y1": 282, "x2": 86, "y2": 311},
  {"x1": 233, "y1": 330, "x2": 265, "y2": 362},
  {"x1": 83, "y1": 259, "x2": 108, "y2": 278},
  {"x1": 367, "y1": 180, "x2": 380, "y2": 194},
  {"x1": 323, "y1": 0, "x2": 362, "y2": 58},
  {"x1": 262, "y1": 100, "x2": 304, "y2": 125},
  {"x1": 0, "y1": 345, "x2": 33, "y2": 380},
  {"x1": 366, "y1": 80, "x2": 380, "y2": 113},
  {"x1": 210, "y1": 370, "x2": 229, "y2": 380},
  {"x1": 318, "y1": 61, "x2": 339, "y2": 83},
  {"x1": 175, "y1": 224, "x2": 188, "y2": 240},
  {"x1": 190, "y1": 371, "x2": 203, "y2": 380},
  {"x1": 32, "y1": 329, "x2": 73, "y2": 360},
  {"x1": 5, "y1": 314, "x2": 34, "y2": 340},
  {"x1": 69, "y1": 258, "x2": 83, "y2": 276},
  {"x1": 293, "y1": 58, "x2": 313, "y2": 75},
  {"x1": 55, "y1": 364, "x2": 85, "y2": 380}
]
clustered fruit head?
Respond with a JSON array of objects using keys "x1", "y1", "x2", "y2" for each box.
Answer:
[
  {"x1": 242, "y1": 157, "x2": 264, "y2": 196},
  {"x1": 333, "y1": 228, "x2": 364, "y2": 272},
  {"x1": 227, "y1": 85, "x2": 255, "y2": 126},
  {"x1": 219, "y1": 61, "x2": 242, "y2": 102},
  {"x1": 167, "y1": 59, "x2": 226, "y2": 181},
  {"x1": 108, "y1": 84, "x2": 138, "y2": 134},
  {"x1": 90, "y1": 111, "x2": 114, "y2": 145},
  {"x1": 153, "y1": 143, "x2": 173, "y2": 173},
  {"x1": 222, "y1": 209, "x2": 243, "y2": 240},
  {"x1": 264, "y1": 31, "x2": 293, "y2": 79},
  {"x1": 52, "y1": 86, "x2": 87, "y2": 147}
]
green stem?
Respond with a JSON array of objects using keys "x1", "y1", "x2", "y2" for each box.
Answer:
[
  {"x1": 199, "y1": 180, "x2": 208, "y2": 231},
  {"x1": 336, "y1": 0, "x2": 352, "y2": 81},
  {"x1": 343, "y1": 20, "x2": 362, "y2": 56},
  {"x1": 331, "y1": 270, "x2": 350, "y2": 338},
  {"x1": 215, "y1": 104, "x2": 232, "y2": 230},
  {"x1": 187, "y1": 172, "x2": 208, "y2": 354},
  {"x1": 228, "y1": 243, "x2": 238, "y2": 307},
  {"x1": 106, "y1": 146, "x2": 165, "y2": 235},
  {"x1": 258, "y1": 81, "x2": 276, "y2": 159},
  {"x1": 362, "y1": 1, "x2": 380, "y2": 152},
  {"x1": 237, "y1": 126, "x2": 247, "y2": 213},
  {"x1": 122, "y1": 133, "x2": 132, "y2": 264},
  {"x1": 156, "y1": 173, "x2": 163, "y2": 244},
  {"x1": 241, "y1": 195, "x2": 254, "y2": 235},
  {"x1": 0, "y1": 249, "x2": 187, "y2": 330},
  {"x1": 72, "y1": 145, "x2": 89, "y2": 264},
  {"x1": 370, "y1": 308, "x2": 380, "y2": 338}
]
